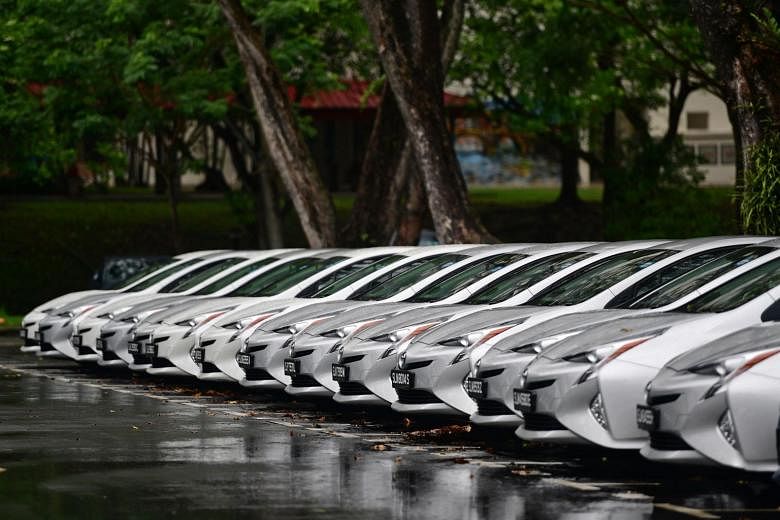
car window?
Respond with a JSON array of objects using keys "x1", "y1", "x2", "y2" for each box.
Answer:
[
  {"x1": 528, "y1": 249, "x2": 678, "y2": 306},
  {"x1": 348, "y1": 254, "x2": 467, "y2": 301},
  {"x1": 159, "y1": 258, "x2": 245, "y2": 293},
  {"x1": 305, "y1": 255, "x2": 407, "y2": 298},
  {"x1": 227, "y1": 257, "x2": 346, "y2": 297},
  {"x1": 680, "y1": 258, "x2": 780, "y2": 313},
  {"x1": 406, "y1": 253, "x2": 528, "y2": 303},
  {"x1": 192, "y1": 258, "x2": 279, "y2": 295},
  {"x1": 623, "y1": 246, "x2": 775, "y2": 309},
  {"x1": 110, "y1": 258, "x2": 174, "y2": 290},
  {"x1": 464, "y1": 252, "x2": 593, "y2": 305},
  {"x1": 120, "y1": 259, "x2": 202, "y2": 292}
]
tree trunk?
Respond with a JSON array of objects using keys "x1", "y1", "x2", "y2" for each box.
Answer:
[
  {"x1": 360, "y1": 0, "x2": 494, "y2": 244},
  {"x1": 557, "y1": 142, "x2": 580, "y2": 206},
  {"x1": 218, "y1": 0, "x2": 337, "y2": 247},
  {"x1": 396, "y1": 164, "x2": 426, "y2": 245},
  {"x1": 345, "y1": 0, "x2": 466, "y2": 246},
  {"x1": 689, "y1": 1, "x2": 780, "y2": 233}
]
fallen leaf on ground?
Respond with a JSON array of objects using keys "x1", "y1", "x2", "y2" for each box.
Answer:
[
  {"x1": 131, "y1": 425, "x2": 139, "y2": 430},
  {"x1": 452, "y1": 458, "x2": 469, "y2": 464},
  {"x1": 370, "y1": 444, "x2": 389, "y2": 451}
]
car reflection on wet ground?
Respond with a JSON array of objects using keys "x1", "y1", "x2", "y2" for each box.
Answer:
[{"x1": 0, "y1": 338, "x2": 778, "y2": 519}]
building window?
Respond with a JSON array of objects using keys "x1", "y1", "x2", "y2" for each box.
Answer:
[
  {"x1": 697, "y1": 144, "x2": 718, "y2": 164},
  {"x1": 687, "y1": 112, "x2": 709, "y2": 130},
  {"x1": 721, "y1": 143, "x2": 736, "y2": 165}
]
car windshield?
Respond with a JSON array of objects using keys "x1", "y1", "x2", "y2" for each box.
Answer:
[
  {"x1": 159, "y1": 258, "x2": 245, "y2": 293},
  {"x1": 464, "y1": 252, "x2": 593, "y2": 305},
  {"x1": 227, "y1": 257, "x2": 346, "y2": 297},
  {"x1": 348, "y1": 254, "x2": 467, "y2": 301},
  {"x1": 191, "y1": 258, "x2": 279, "y2": 295},
  {"x1": 121, "y1": 259, "x2": 203, "y2": 292},
  {"x1": 679, "y1": 258, "x2": 780, "y2": 314},
  {"x1": 623, "y1": 246, "x2": 775, "y2": 309},
  {"x1": 114, "y1": 258, "x2": 176, "y2": 290},
  {"x1": 305, "y1": 255, "x2": 407, "y2": 298},
  {"x1": 406, "y1": 253, "x2": 528, "y2": 303},
  {"x1": 528, "y1": 249, "x2": 678, "y2": 306}
]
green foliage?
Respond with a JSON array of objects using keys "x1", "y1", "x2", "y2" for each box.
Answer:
[{"x1": 742, "y1": 133, "x2": 780, "y2": 235}]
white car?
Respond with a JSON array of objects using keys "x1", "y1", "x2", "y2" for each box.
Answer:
[
  {"x1": 18, "y1": 250, "x2": 223, "y2": 354},
  {"x1": 469, "y1": 238, "x2": 777, "y2": 427},
  {"x1": 640, "y1": 322, "x2": 780, "y2": 466},
  {"x1": 135, "y1": 247, "x2": 426, "y2": 376},
  {"x1": 269, "y1": 244, "x2": 571, "y2": 398},
  {"x1": 515, "y1": 252, "x2": 780, "y2": 449},
  {"x1": 198, "y1": 245, "x2": 481, "y2": 384},
  {"x1": 323, "y1": 243, "x2": 604, "y2": 406},
  {"x1": 389, "y1": 239, "x2": 690, "y2": 416},
  {"x1": 33, "y1": 250, "x2": 256, "y2": 360},
  {"x1": 680, "y1": 332, "x2": 780, "y2": 472},
  {"x1": 78, "y1": 249, "x2": 303, "y2": 366}
]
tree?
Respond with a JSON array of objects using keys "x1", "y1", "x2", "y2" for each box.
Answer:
[
  {"x1": 689, "y1": 1, "x2": 780, "y2": 234},
  {"x1": 344, "y1": 0, "x2": 466, "y2": 246},
  {"x1": 360, "y1": 0, "x2": 494, "y2": 243},
  {"x1": 217, "y1": 0, "x2": 340, "y2": 248}
]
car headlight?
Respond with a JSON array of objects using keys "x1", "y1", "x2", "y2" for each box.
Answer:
[
  {"x1": 698, "y1": 347, "x2": 780, "y2": 399},
  {"x1": 97, "y1": 306, "x2": 133, "y2": 321},
  {"x1": 59, "y1": 304, "x2": 99, "y2": 326},
  {"x1": 450, "y1": 349, "x2": 469, "y2": 365},
  {"x1": 176, "y1": 311, "x2": 228, "y2": 338},
  {"x1": 372, "y1": 321, "x2": 441, "y2": 344},
  {"x1": 511, "y1": 330, "x2": 584, "y2": 354},
  {"x1": 563, "y1": 333, "x2": 665, "y2": 385},
  {"x1": 323, "y1": 318, "x2": 386, "y2": 340},
  {"x1": 439, "y1": 322, "x2": 522, "y2": 349}
]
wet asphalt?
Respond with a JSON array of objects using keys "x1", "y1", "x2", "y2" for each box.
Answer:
[{"x1": 0, "y1": 337, "x2": 778, "y2": 519}]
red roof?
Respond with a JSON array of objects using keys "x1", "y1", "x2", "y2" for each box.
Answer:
[{"x1": 292, "y1": 80, "x2": 471, "y2": 111}]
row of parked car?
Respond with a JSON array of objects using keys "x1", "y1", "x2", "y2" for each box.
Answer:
[{"x1": 19, "y1": 238, "x2": 780, "y2": 473}]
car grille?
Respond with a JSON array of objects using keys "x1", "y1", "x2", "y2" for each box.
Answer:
[
  {"x1": 245, "y1": 368, "x2": 275, "y2": 381},
  {"x1": 131, "y1": 354, "x2": 152, "y2": 364},
  {"x1": 478, "y1": 368, "x2": 504, "y2": 379},
  {"x1": 39, "y1": 324, "x2": 53, "y2": 331},
  {"x1": 200, "y1": 339, "x2": 216, "y2": 347},
  {"x1": 396, "y1": 389, "x2": 442, "y2": 404},
  {"x1": 246, "y1": 344, "x2": 268, "y2": 354},
  {"x1": 290, "y1": 374, "x2": 320, "y2": 387},
  {"x1": 24, "y1": 338, "x2": 39, "y2": 347},
  {"x1": 101, "y1": 331, "x2": 116, "y2": 338},
  {"x1": 151, "y1": 357, "x2": 175, "y2": 369},
  {"x1": 341, "y1": 355, "x2": 365, "y2": 364},
  {"x1": 525, "y1": 379, "x2": 555, "y2": 390},
  {"x1": 649, "y1": 431, "x2": 693, "y2": 451},
  {"x1": 77, "y1": 346, "x2": 94, "y2": 356},
  {"x1": 648, "y1": 393, "x2": 681, "y2": 406},
  {"x1": 292, "y1": 349, "x2": 315, "y2": 358},
  {"x1": 102, "y1": 351, "x2": 120, "y2": 361},
  {"x1": 523, "y1": 413, "x2": 566, "y2": 431},
  {"x1": 40, "y1": 342, "x2": 56, "y2": 352},
  {"x1": 201, "y1": 362, "x2": 221, "y2": 374},
  {"x1": 476, "y1": 399, "x2": 514, "y2": 416},
  {"x1": 338, "y1": 382, "x2": 372, "y2": 396},
  {"x1": 404, "y1": 360, "x2": 433, "y2": 370}
]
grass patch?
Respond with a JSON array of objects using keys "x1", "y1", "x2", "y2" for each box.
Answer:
[{"x1": 0, "y1": 308, "x2": 22, "y2": 328}]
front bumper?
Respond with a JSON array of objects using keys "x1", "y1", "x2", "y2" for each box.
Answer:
[
  {"x1": 37, "y1": 317, "x2": 78, "y2": 360},
  {"x1": 95, "y1": 322, "x2": 133, "y2": 367},
  {"x1": 469, "y1": 354, "x2": 535, "y2": 428},
  {"x1": 193, "y1": 329, "x2": 236, "y2": 382},
  {"x1": 331, "y1": 339, "x2": 393, "y2": 406},
  {"x1": 283, "y1": 334, "x2": 341, "y2": 397},
  {"x1": 389, "y1": 346, "x2": 470, "y2": 416},
  {"x1": 145, "y1": 325, "x2": 192, "y2": 377},
  {"x1": 233, "y1": 331, "x2": 292, "y2": 388}
]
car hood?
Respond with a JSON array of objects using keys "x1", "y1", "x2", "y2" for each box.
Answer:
[
  {"x1": 29, "y1": 290, "x2": 114, "y2": 315},
  {"x1": 541, "y1": 312, "x2": 700, "y2": 361},
  {"x1": 353, "y1": 304, "x2": 470, "y2": 340},
  {"x1": 412, "y1": 305, "x2": 546, "y2": 346},
  {"x1": 114, "y1": 295, "x2": 195, "y2": 320},
  {"x1": 666, "y1": 322, "x2": 780, "y2": 372},
  {"x1": 303, "y1": 302, "x2": 420, "y2": 336},
  {"x1": 492, "y1": 309, "x2": 637, "y2": 352},
  {"x1": 256, "y1": 300, "x2": 357, "y2": 332},
  {"x1": 55, "y1": 292, "x2": 118, "y2": 313},
  {"x1": 150, "y1": 297, "x2": 253, "y2": 325}
]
